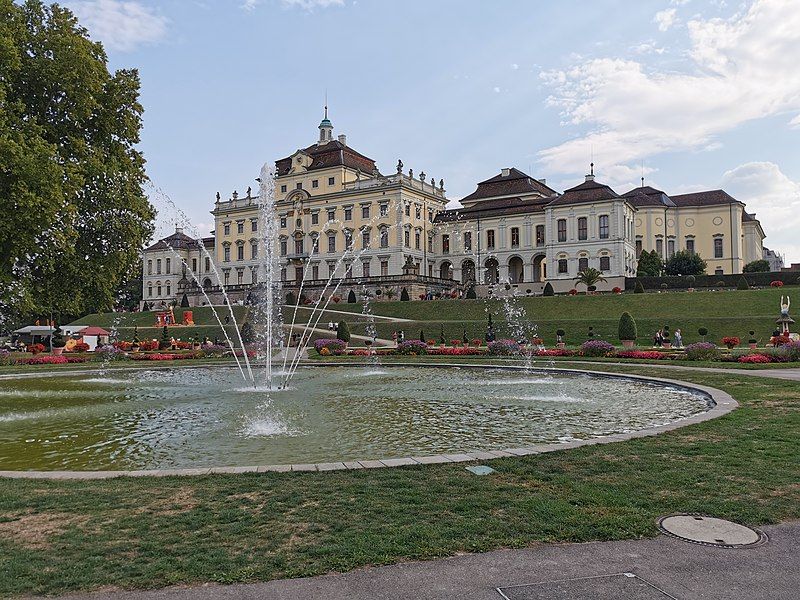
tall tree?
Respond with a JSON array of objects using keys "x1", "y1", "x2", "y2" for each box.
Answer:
[
  {"x1": 636, "y1": 250, "x2": 664, "y2": 277},
  {"x1": 665, "y1": 250, "x2": 707, "y2": 277},
  {"x1": 0, "y1": 0, "x2": 154, "y2": 323}
]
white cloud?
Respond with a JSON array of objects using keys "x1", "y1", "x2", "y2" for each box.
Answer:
[
  {"x1": 538, "y1": 0, "x2": 800, "y2": 181},
  {"x1": 789, "y1": 114, "x2": 800, "y2": 128},
  {"x1": 654, "y1": 8, "x2": 678, "y2": 31},
  {"x1": 721, "y1": 162, "x2": 800, "y2": 261},
  {"x1": 241, "y1": 0, "x2": 258, "y2": 10},
  {"x1": 281, "y1": 0, "x2": 344, "y2": 9},
  {"x1": 493, "y1": 86, "x2": 501, "y2": 93},
  {"x1": 511, "y1": 63, "x2": 519, "y2": 70},
  {"x1": 65, "y1": 0, "x2": 167, "y2": 52}
]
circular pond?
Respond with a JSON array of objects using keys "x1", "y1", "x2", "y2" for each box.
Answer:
[{"x1": 0, "y1": 366, "x2": 711, "y2": 471}]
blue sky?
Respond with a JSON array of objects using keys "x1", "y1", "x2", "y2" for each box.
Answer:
[{"x1": 67, "y1": 0, "x2": 800, "y2": 262}]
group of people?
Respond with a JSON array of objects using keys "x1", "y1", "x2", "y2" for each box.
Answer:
[{"x1": 653, "y1": 328, "x2": 683, "y2": 348}]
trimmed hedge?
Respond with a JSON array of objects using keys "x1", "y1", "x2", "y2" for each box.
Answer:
[{"x1": 627, "y1": 271, "x2": 799, "y2": 291}]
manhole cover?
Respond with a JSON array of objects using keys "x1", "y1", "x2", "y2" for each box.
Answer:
[
  {"x1": 497, "y1": 572, "x2": 676, "y2": 599},
  {"x1": 658, "y1": 515, "x2": 765, "y2": 548}
]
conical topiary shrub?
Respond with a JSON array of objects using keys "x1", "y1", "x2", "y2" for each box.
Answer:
[
  {"x1": 336, "y1": 320, "x2": 351, "y2": 343},
  {"x1": 737, "y1": 276, "x2": 750, "y2": 290},
  {"x1": 543, "y1": 282, "x2": 554, "y2": 296},
  {"x1": 400, "y1": 287, "x2": 410, "y2": 301},
  {"x1": 618, "y1": 311, "x2": 637, "y2": 347},
  {"x1": 634, "y1": 280, "x2": 645, "y2": 294},
  {"x1": 347, "y1": 289, "x2": 357, "y2": 303},
  {"x1": 465, "y1": 286, "x2": 477, "y2": 299}
]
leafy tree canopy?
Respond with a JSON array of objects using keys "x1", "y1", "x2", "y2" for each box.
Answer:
[
  {"x1": 665, "y1": 250, "x2": 707, "y2": 276},
  {"x1": 743, "y1": 259, "x2": 770, "y2": 273},
  {"x1": 636, "y1": 250, "x2": 663, "y2": 277},
  {"x1": 0, "y1": 0, "x2": 154, "y2": 324}
]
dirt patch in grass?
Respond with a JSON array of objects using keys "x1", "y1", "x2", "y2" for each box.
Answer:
[
  {"x1": 141, "y1": 487, "x2": 197, "y2": 515},
  {"x1": 0, "y1": 511, "x2": 89, "y2": 549}
]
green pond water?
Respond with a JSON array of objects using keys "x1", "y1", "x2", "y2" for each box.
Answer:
[{"x1": 0, "y1": 366, "x2": 710, "y2": 471}]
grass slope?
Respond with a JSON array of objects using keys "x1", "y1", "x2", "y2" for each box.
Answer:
[{"x1": 0, "y1": 365, "x2": 797, "y2": 596}]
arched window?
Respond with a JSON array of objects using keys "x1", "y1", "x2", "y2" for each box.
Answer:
[
  {"x1": 148, "y1": 283, "x2": 153, "y2": 297},
  {"x1": 380, "y1": 227, "x2": 389, "y2": 248}
]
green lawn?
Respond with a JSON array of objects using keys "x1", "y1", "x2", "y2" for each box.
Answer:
[{"x1": 0, "y1": 363, "x2": 798, "y2": 597}]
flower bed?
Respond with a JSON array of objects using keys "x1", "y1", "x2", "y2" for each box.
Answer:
[
  {"x1": 488, "y1": 339, "x2": 521, "y2": 356},
  {"x1": 18, "y1": 355, "x2": 89, "y2": 365},
  {"x1": 313, "y1": 339, "x2": 347, "y2": 356},
  {"x1": 396, "y1": 340, "x2": 429, "y2": 355},
  {"x1": 536, "y1": 348, "x2": 577, "y2": 357},
  {"x1": 614, "y1": 350, "x2": 666, "y2": 360},
  {"x1": 427, "y1": 347, "x2": 485, "y2": 356},
  {"x1": 129, "y1": 352, "x2": 200, "y2": 361},
  {"x1": 684, "y1": 342, "x2": 720, "y2": 361},
  {"x1": 739, "y1": 354, "x2": 772, "y2": 364},
  {"x1": 580, "y1": 340, "x2": 615, "y2": 357}
]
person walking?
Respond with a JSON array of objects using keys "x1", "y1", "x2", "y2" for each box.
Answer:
[
  {"x1": 673, "y1": 328, "x2": 683, "y2": 348},
  {"x1": 653, "y1": 330, "x2": 662, "y2": 347}
]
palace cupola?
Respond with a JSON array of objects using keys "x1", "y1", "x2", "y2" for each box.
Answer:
[{"x1": 317, "y1": 105, "x2": 333, "y2": 145}]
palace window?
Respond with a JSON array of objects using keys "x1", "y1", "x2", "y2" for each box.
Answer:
[
  {"x1": 312, "y1": 264, "x2": 319, "y2": 279},
  {"x1": 635, "y1": 239, "x2": 643, "y2": 257},
  {"x1": 362, "y1": 230, "x2": 370, "y2": 249},
  {"x1": 668, "y1": 239, "x2": 676, "y2": 257},
  {"x1": 280, "y1": 216, "x2": 287, "y2": 228},
  {"x1": 379, "y1": 203, "x2": 388, "y2": 217},
  {"x1": 158, "y1": 284, "x2": 162, "y2": 296},
  {"x1": 415, "y1": 231, "x2": 421, "y2": 250},
  {"x1": 192, "y1": 258, "x2": 197, "y2": 272},
  {"x1": 345, "y1": 263, "x2": 353, "y2": 278},
  {"x1": 442, "y1": 234, "x2": 450, "y2": 254},
  {"x1": 600, "y1": 256, "x2": 611, "y2": 271},
  {"x1": 280, "y1": 268, "x2": 286, "y2": 281},
  {"x1": 428, "y1": 235, "x2": 433, "y2": 253},
  {"x1": 327, "y1": 208, "x2": 335, "y2": 221},
  {"x1": 237, "y1": 222, "x2": 244, "y2": 234},
  {"x1": 344, "y1": 207, "x2": 352, "y2": 221},
  {"x1": 487, "y1": 229, "x2": 495, "y2": 250},
  {"x1": 328, "y1": 233, "x2": 336, "y2": 253},
  {"x1": 362, "y1": 261, "x2": 370, "y2": 277},
  {"x1": 280, "y1": 239, "x2": 287, "y2": 256},
  {"x1": 344, "y1": 230, "x2": 353, "y2": 248},
  {"x1": 205, "y1": 257, "x2": 210, "y2": 271},
  {"x1": 312, "y1": 179, "x2": 319, "y2": 189},
  {"x1": 294, "y1": 239, "x2": 304, "y2": 255},
  {"x1": 578, "y1": 257, "x2": 588, "y2": 272},
  {"x1": 511, "y1": 227, "x2": 520, "y2": 248},
  {"x1": 147, "y1": 260, "x2": 152, "y2": 275},
  {"x1": 237, "y1": 245, "x2": 244, "y2": 261},
  {"x1": 312, "y1": 236, "x2": 319, "y2": 254},
  {"x1": 404, "y1": 230, "x2": 410, "y2": 247},
  {"x1": 328, "y1": 263, "x2": 335, "y2": 276},
  {"x1": 464, "y1": 231, "x2": 472, "y2": 252},
  {"x1": 328, "y1": 177, "x2": 335, "y2": 186},
  {"x1": 296, "y1": 182, "x2": 302, "y2": 190},
  {"x1": 251, "y1": 243, "x2": 258, "y2": 260},
  {"x1": 557, "y1": 259, "x2": 568, "y2": 274},
  {"x1": 280, "y1": 185, "x2": 287, "y2": 193},
  {"x1": 578, "y1": 217, "x2": 588, "y2": 241},
  {"x1": 405, "y1": 203, "x2": 411, "y2": 217},
  {"x1": 224, "y1": 223, "x2": 230, "y2": 235},
  {"x1": 156, "y1": 259, "x2": 162, "y2": 274},
  {"x1": 311, "y1": 212, "x2": 319, "y2": 225},
  {"x1": 428, "y1": 209, "x2": 434, "y2": 223},
  {"x1": 536, "y1": 225, "x2": 545, "y2": 246},
  {"x1": 148, "y1": 283, "x2": 152, "y2": 297},
  {"x1": 381, "y1": 260, "x2": 389, "y2": 276},
  {"x1": 714, "y1": 237, "x2": 724, "y2": 258},
  {"x1": 362, "y1": 205, "x2": 370, "y2": 219},
  {"x1": 251, "y1": 269, "x2": 258, "y2": 285},
  {"x1": 415, "y1": 205, "x2": 421, "y2": 219},
  {"x1": 251, "y1": 219, "x2": 258, "y2": 232},
  {"x1": 599, "y1": 215, "x2": 609, "y2": 239},
  {"x1": 557, "y1": 219, "x2": 567, "y2": 242},
  {"x1": 656, "y1": 238, "x2": 663, "y2": 256},
  {"x1": 224, "y1": 271, "x2": 230, "y2": 285},
  {"x1": 686, "y1": 238, "x2": 695, "y2": 254},
  {"x1": 165, "y1": 258, "x2": 171, "y2": 274},
  {"x1": 380, "y1": 227, "x2": 389, "y2": 248},
  {"x1": 237, "y1": 270, "x2": 243, "y2": 285},
  {"x1": 224, "y1": 246, "x2": 231, "y2": 262}
]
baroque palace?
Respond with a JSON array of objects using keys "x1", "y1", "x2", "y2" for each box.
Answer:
[{"x1": 142, "y1": 112, "x2": 766, "y2": 306}]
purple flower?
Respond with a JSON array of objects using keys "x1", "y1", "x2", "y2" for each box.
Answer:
[{"x1": 580, "y1": 340, "x2": 615, "y2": 357}]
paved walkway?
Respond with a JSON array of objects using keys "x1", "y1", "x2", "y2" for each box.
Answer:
[
  {"x1": 52, "y1": 521, "x2": 799, "y2": 600},
  {"x1": 557, "y1": 361, "x2": 800, "y2": 381},
  {"x1": 290, "y1": 304, "x2": 413, "y2": 322}
]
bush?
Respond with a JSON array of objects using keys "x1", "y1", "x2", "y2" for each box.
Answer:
[
  {"x1": 615, "y1": 350, "x2": 665, "y2": 360},
  {"x1": 637, "y1": 249, "x2": 663, "y2": 277},
  {"x1": 686, "y1": 275, "x2": 696, "y2": 284},
  {"x1": 27, "y1": 343, "x2": 46, "y2": 355},
  {"x1": 199, "y1": 344, "x2": 227, "y2": 358},
  {"x1": 779, "y1": 340, "x2": 800, "y2": 361},
  {"x1": 737, "y1": 276, "x2": 750, "y2": 291},
  {"x1": 396, "y1": 340, "x2": 428, "y2": 355},
  {"x1": 543, "y1": 282, "x2": 554, "y2": 297},
  {"x1": 465, "y1": 287, "x2": 477, "y2": 299},
  {"x1": 634, "y1": 280, "x2": 645, "y2": 294},
  {"x1": 698, "y1": 327, "x2": 709, "y2": 341},
  {"x1": 580, "y1": 340, "x2": 615, "y2": 357},
  {"x1": 0, "y1": 349, "x2": 14, "y2": 366},
  {"x1": 180, "y1": 293, "x2": 190, "y2": 307},
  {"x1": 69, "y1": 341, "x2": 90, "y2": 353},
  {"x1": 240, "y1": 321, "x2": 255, "y2": 344},
  {"x1": 612, "y1": 286, "x2": 622, "y2": 294},
  {"x1": 400, "y1": 287, "x2": 410, "y2": 301},
  {"x1": 488, "y1": 339, "x2": 521, "y2": 355},
  {"x1": 347, "y1": 290, "x2": 357, "y2": 303},
  {"x1": 685, "y1": 342, "x2": 720, "y2": 361},
  {"x1": 95, "y1": 345, "x2": 127, "y2": 361},
  {"x1": 568, "y1": 288, "x2": 578, "y2": 296},
  {"x1": 771, "y1": 280, "x2": 784, "y2": 287},
  {"x1": 313, "y1": 339, "x2": 347, "y2": 355},
  {"x1": 286, "y1": 291, "x2": 296, "y2": 304},
  {"x1": 618, "y1": 311, "x2": 637, "y2": 341},
  {"x1": 336, "y1": 320, "x2": 351, "y2": 342}
]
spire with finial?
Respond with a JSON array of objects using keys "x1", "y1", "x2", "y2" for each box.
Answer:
[
  {"x1": 585, "y1": 161, "x2": 595, "y2": 182},
  {"x1": 318, "y1": 95, "x2": 333, "y2": 145}
]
